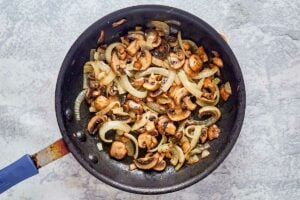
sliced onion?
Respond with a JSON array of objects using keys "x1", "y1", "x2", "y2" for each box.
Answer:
[
  {"x1": 190, "y1": 126, "x2": 204, "y2": 150},
  {"x1": 135, "y1": 67, "x2": 169, "y2": 78},
  {"x1": 174, "y1": 74, "x2": 181, "y2": 85},
  {"x1": 147, "y1": 21, "x2": 170, "y2": 36},
  {"x1": 178, "y1": 31, "x2": 188, "y2": 57},
  {"x1": 114, "y1": 79, "x2": 126, "y2": 94},
  {"x1": 158, "y1": 144, "x2": 179, "y2": 166},
  {"x1": 105, "y1": 42, "x2": 122, "y2": 63},
  {"x1": 112, "y1": 107, "x2": 129, "y2": 116},
  {"x1": 184, "y1": 125, "x2": 197, "y2": 139},
  {"x1": 83, "y1": 73, "x2": 88, "y2": 89},
  {"x1": 100, "y1": 70, "x2": 116, "y2": 85},
  {"x1": 146, "y1": 102, "x2": 165, "y2": 114},
  {"x1": 97, "y1": 61, "x2": 111, "y2": 73},
  {"x1": 96, "y1": 101, "x2": 120, "y2": 116},
  {"x1": 119, "y1": 75, "x2": 147, "y2": 98},
  {"x1": 164, "y1": 20, "x2": 181, "y2": 26},
  {"x1": 161, "y1": 69, "x2": 176, "y2": 92},
  {"x1": 193, "y1": 67, "x2": 219, "y2": 79},
  {"x1": 178, "y1": 70, "x2": 202, "y2": 98},
  {"x1": 74, "y1": 89, "x2": 86, "y2": 121},
  {"x1": 152, "y1": 57, "x2": 170, "y2": 68},
  {"x1": 99, "y1": 121, "x2": 131, "y2": 143},
  {"x1": 124, "y1": 132, "x2": 139, "y2": 159},
  {"x1": 174, "y1": 145, "x2": 185, "y2": 171},
  {"x1": 149, "y1": 135, "x2": 167, "y2": 153}
]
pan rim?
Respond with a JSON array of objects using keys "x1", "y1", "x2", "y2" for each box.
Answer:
[{"x1": 55, "y1": 4, "x2": 246, "y2": 194}]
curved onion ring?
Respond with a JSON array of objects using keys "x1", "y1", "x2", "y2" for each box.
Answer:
[
  {"x1": 105, "y1": 42, "x2": 122, "y2": 63},
  {"x1": 100, "y1": 70, "x2": 116, "y2": 85},
  {"x1": 193, "y1": 67, "x2": 219, "y2": 79},
  {"x1": 178, "y1": 31, "x2": 188, "y2": 57},
  {"x1": 119, "y1": 75, "x2": 147, "y2": 98},
  {"x1": 124, "y1": 132, "x2": 139, "y2": 159},
  {"x1": 99, "y1": 121, "x2": 131, "y2": 143},
  {"x1": 135, "y1": 67, "x2": 169, "y2": 78},
  {"x1": 152, "y1": 57, "x2": 170, "y2": 68},
  {"x1": 182, "y1": 39, "x2": 198, "y2": 53},
  {"x1": 196, "y1": 81, "x2": 220, "y2": 106},
  {"x1": 74, "y1": 89, "x2": 86, "y2": 121},
  {"x1": 148, "y1": 135, "x2": 167, "y2": 153},
  {"x1": 178, "y1": 70, "x2": 202, "y2": 98},
  {"x1": 174, "y1": 145, "x2": 185, "y2": 171},
  {"x1": 96, "y1": 100, "x2": 120, "y2": 116},
  {"x1": 161, "y1": 69, "x2": 176, "y2": 92},
  {"x1": 147, "y1": 21, "x2": 170, "y2": 36},
  {"x1": 190, "y1": 126, "x2": 204, "y2": 151}
]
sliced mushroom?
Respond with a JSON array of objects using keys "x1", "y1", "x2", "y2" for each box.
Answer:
[
  {"x1": 115, "y1": 44, "x2": 127, "y2": 60},
  {"x1": 197, "y1": 46, "x2": 208, "y2": 62},
  {"x1": 134, "y1": 50, "x2": 152, "y2": 71},
  {"x1": 125, "y1": 100, "x2": 144, "y2": 114},
  {"x1": 127, "y1": 32, "x2": 145, "y2": 41},
  {"x1": 157, "y1": 115, "x2": 170, "y2": 134},
  {"x1": 167, "y1": 107, "x2": 191, "y2": 121},
  {"x1": 131, "y1": 77, "x2": 145, "y2": 89},
  {"x1": 183, "y1": 59, "x2": 198, "y2": 78},
  {"x1": 153, "y1": 159, "x2": 166, "y2": 171},
  {"x1": 174, "y1": 87, "x2": 189, "y2": 105},
  {"x1": 143, "y1": 73, "x2": 160, "y2": 91},
  {"x1": 138, "y1": 133, "x2": 158, "y2": 150},
  {"x1": 111, "y1": 52, "x2": 126, "y2": 75},
  {"x1": 153, "y1": 39, "x2": 170, "y2": 60},
  {"x1": 168, "y1": 51, "x2": 185, "y2": 69},
  {"x1": 126, "y1": 40, "x2": 140, "y2": 56},
  {"x1": 144, "y1": 30, "x2": 162, "y2": 49},
  {"x1": 145, "y1": 121, "x2": 158, "y2": 135},
  {"x1": 110, "y1": 141, "x2": 127, "y2": 160},
  {"x1": 183, "y1": 96, "x2": 197, "y2": 111},
  {"x1": 149, "y1": 88, "x2": 163, "y2": 98},
  {"x1": 207, "y1": 124, "x2": 220, "y2": 140},
  {"x1": 212, "y1": 57, "x2": 223, "y2": 68},
  {"x1": 133, "y1": 156, "x2": 158, "y2": 170},
  {"x1": 87, "y1": 115, "x2": 108, "y2": 135},
  {"x1": 189, "y1": 54, "x2": 203, "y2": 72},
  {"x1": 165, "y1": 122, "x2": 176, "y2": 136},
  {"x1": 166, "y1": 36, "x2": 178, "y2": 47},
  {"x1": 92, "y1": 95, "x2": 109, "y2": 111}
]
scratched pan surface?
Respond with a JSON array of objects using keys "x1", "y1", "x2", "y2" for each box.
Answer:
[{"x1": 55, "y1": 5, "x2": 246, "y2": 194}]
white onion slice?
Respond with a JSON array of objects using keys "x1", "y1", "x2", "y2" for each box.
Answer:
[
  {"x1": 105, "y1": 42, "x2": 122, "y2": 63},
  {"x1": 99, "y1": 121, "x2": 131, "y2": 143},
  {"x1": 74, "y1": 89, "x2": 86, "y2": 121},
  {"x1": 161, "y1": 69, "x2": 176, "y2": 92},
  {"x1": 135, "y1": 67, "x2": 169, "y2": 78},
  {"x1": 119, "y1": 75, "x2": 147, "y2": 98},
  {"x1": 193, "y1": 67, "x2": 219, "y2": 79},
  {"x1": 177, "y1": 70, "x2": 202, "y2": 98},
  {"x1": 124, "y1": 132, "x2": 139, "y2": 159}
]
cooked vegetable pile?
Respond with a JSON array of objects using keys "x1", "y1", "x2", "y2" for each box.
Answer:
[{"x1": 74, "y1": 20, "x2": 232, "y2": 171}]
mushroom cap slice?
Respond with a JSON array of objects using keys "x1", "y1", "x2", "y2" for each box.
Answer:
[
  {"x1": 189, "y1": 54, "x2": 203, "y2": 72},
  {"x1": 167, "y1": 108, "x2": 191, "y2": 121},
  {"x1": 111, "y1": 52, "x2": 126, "y2": 76},
  {"x1": 126, "y1": 40, "x2": 140, "y2": 56},
  {"x1": 133, "y1": 156, "x2": 158, "y2": 170},
  {"x1": 110, "y1": 141, "x2": 128, "y2": 160},
  {"x1": 168, "y1": 52, "x2": 185, "y2": 69},
  {"x1": 174, "y1": 87, "x2": 189, "y2": 105},
  {"x1": 153, "y1": 160, "x2": 167, "y2": 171}
]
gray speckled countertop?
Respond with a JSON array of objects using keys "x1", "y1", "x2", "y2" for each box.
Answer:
[{"x1": 0, "y1": 0, "x2": 299, "y2": 199}]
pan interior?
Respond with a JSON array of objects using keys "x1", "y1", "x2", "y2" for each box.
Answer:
[{"x1": 55, "y1": 5, "x2": 245, "y2": 194}]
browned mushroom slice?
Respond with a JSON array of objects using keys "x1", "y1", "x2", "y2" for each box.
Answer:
[
  {"x1": 168, "y1": 51, "x2": 185, "y2": 69},
  {"x1": 143, "y1": 73, "x2": 160, "y2": 91},
  {"x1": 144, "y1": 30, "x2": 162, "y2": 49},
  {"x1": 133, "y1": 156, "x2": 158, "y2": 170},
  {"x1": 111, "y1": 52, "x2": 126, "y2": 76},
  {"x1": 134, "y1": 50, "x2": 152, "y2": 71},
  {"x1": 174, "y1": 87, "x2": 189, "y2": 105},
  {"x1": 167, "y1": 107, "x2": 191, "y2": 121},
  {"x1": 138, "y1": 133, "x2": 158, "y2": 150},
  {"x1": 92, "y1": 95, "x2": 109, "y2": 111},
  {"x1": 131, "y1": 77, "x2": 145, "y2": 89},
  {"x1": 127, "y1": 32, "x2": 145, "y2": 41},
  {"x1": 165, "y1": 122, "x2": 176, "y2": 136},
  {"x1": 125, "y1": 100, "x2": 144, "y2": 114},
  {"x1": 212, "y1": 57, "x2": 223, "y2": 68},
  {"x1": 115, "y1": 44, "x2": 127, "y2": 60},
  {"x1": 126, "y1": 40, "x2": 140, "y2": 56},
  {"x1": 189, "y1": 54, "x2": 203, "y2": 72},
  {"x1": 183, "y1": 59, "x2": 198, "y2": 78},
  {"x1": 110, "y1": 141, "x2": 128, "y2": 160},
  {"x1": 153, "y1": 159, "x2": 166, "y2": 171},
  {"x1": 197, "y1": 46, "x2": 208, "y2": 62},
  {"x1": 87, "y1": 115, "x2": 108, "y2": 135},
  {"x1": 183, "y1": 96, "x2": 197, "y2": 111},
  {"x1": 207, "y1": 124, "x2": 220, "y2": 140},
  {"x1": 157, "y1": 115, "x2": 170, "y2": 134}
]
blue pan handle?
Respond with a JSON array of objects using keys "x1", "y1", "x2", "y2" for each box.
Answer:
[{"x1": 0, "y1": 154, "x2": 38, "y2": 193}]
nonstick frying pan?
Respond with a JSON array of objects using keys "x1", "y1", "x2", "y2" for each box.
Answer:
[{"x1": 0, "y1": 5, "x2": 246, "y2": 194}]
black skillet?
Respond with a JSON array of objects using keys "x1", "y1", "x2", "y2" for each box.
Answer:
[{"x1": 0, "y1": 5, "x2": 245, "y2": 194}]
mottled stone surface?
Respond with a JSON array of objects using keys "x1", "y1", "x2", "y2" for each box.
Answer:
[{"x1": 0, "y1": 0, "x2": 299, "y2": 199}]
